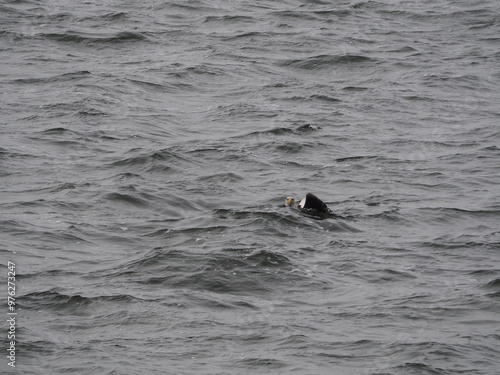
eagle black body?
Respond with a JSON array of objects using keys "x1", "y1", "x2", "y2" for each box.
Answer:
[{"x1": 298, "y1": 193, "x2": 331, "y2": 214}]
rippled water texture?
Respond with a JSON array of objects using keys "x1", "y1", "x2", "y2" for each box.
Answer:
[{"x1": 1, "y1": 0, "x2": 500, "y2": 374}]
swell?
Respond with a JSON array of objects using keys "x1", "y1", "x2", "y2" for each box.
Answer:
[
  {"x1": 19, "y1": 290, "x2": 143, "y2": 315},
  {"x1": 39, "y1": 30, "x2": 149, "y2": 45},
  {"x1": 279, "y1": 54, "x2": 377, "y2": 70},
  {"x1": 414, "y1": 207, "x2": 500, "y2": 224},
  {"x1": 90, "y1": 247, "x2": 311, "y2": 296}
]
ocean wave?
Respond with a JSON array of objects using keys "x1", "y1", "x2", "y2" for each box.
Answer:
[
  {"x1": 39, "y1": 30, "x2": 149, "y2": 45},
  {"x1": 20, "y1": 290, "x2": 141, "y2": 314},
  {"x1": 3, "y1": 0, "x2": 500, "y2": 373},
  {"x1": 280, "y1": 54, "x2": 376, "y2": 70}
]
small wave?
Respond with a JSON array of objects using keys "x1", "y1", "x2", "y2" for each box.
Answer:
[
  {"x1": 101, "y1": 192, "x2": 148, "y2": 208},
  {"x1": 342, "y1": 86, "x2": 369, "y2": 91},
  {"x1": 20, "y1": 290, "x2": 140, "y2": 314},
  {"x1": 74, "y1": 108, "x2": 108, "y2": 118},
  {"x1": 252, "y1": 127, "x2": 295, "y2": 136},
  {"x1": 204, "y1": 15, "x2": 256, "y2": 24},
  {"x1": 128, "y1": 77, "x2": 196, "y2": 94},
  {"x1": 110, "y1": 148, "x2": 189, "y2": 174},
  {"x1": 197, "y1": 172, "x2": 244, "y2": 183},
  {"x1": 135, "y1": 253, "x2": 274, "y2": 295},
  {"x1": 335, "y1": 155, "x2": 380, "y2": 163},
  {"x1": 50, "y1": 182, "x2": 76, "y2": 193},
  {"x1": 484, "y1": 278, "x2": 500, "y2": 289},
  {"x1": 11, "y1": 71, "x2": 91, "y2": 85},
  {"x1": 244, "y1": 249, "x2": 292, "y2": 268},
  {"x1": 365, "y1": 208, "x2": 410, "y2": 223},
  {"x1": 209, "y1": 102, "x2": 279, "y2": 120},
  {"x1": 272, "y1": 10, "x2": 321, "y2": 21},
  {"x1": 185, "y1": 64, "x2": 226, "y2": 76},
  {"x1": 276, "y1": 142, "x2": 304, "y2": 154},
  {"x1": 0, "y1": 147, "x2": 9, "y2": 158},
  {"x1": 214, "y1": 206, "x2": 359, "y2": 233},
  {"x1": 484, "y1": 278, "x2": 500, "y2": 298},
  {"x1": 39, "y1": 127, "x2": 72, "y2": 135},
  {"x1": 280, "y1": 54, "x2": 376, "y2": 70},
  {"x1": 223, "y1": 31, "x2": 272, "y2": 41},
  {"x1": 394, "y1": 360, "x2": 452, "y2": 374},
  {"x1": 235, "y1": 357, "x2": 288, "y2": 370},
  {"x1": 236, "y1": 124, "x2": 321, "y2": 140},
  {"x1": 310, "y1": 94, "x2": 341, "y2": 103},
  {"x1": 295, "y1": 124, "x2": 321, "y2": 133},
  {"x1": 415, "y1": 207, "x2": 500, "y2": 223},
  {"x1": 362, "y1": 268, "x2": 418, "y2": 283},
  {"x1": 40, "y1": 30, "x2": 148, "y2": 45},
  {"x1": 93, "y1": 244, "x2": 314, "y2": 296},
  {"x1": 81, "y1": 12, "x2": 129, "y2": 22}
]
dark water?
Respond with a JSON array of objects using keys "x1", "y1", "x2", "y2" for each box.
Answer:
[{"x1": 1, "y1": 0, "x2": 500, "y2": 374}]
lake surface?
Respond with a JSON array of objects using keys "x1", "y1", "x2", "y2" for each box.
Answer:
[{"x1": 1, "y1": 0, "x2": 500, "y2": 374}]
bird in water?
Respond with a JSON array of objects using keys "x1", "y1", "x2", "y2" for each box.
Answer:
[{"x1": 285, "y1": 193, "x2": 332, "y2": 218}]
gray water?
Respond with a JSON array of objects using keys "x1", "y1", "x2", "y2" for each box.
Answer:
[{"x1": 1, "y1": 0, "x2": 500, "y2": 374}]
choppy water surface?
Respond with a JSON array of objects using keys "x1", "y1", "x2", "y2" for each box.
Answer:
[{"x1": 1, "y1": 0, "x2": 500, "y2": 374}]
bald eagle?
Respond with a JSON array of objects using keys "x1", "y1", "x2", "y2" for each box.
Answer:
[{"x1": 285, "y1": 193, "x2": 331, "y2": 217}]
